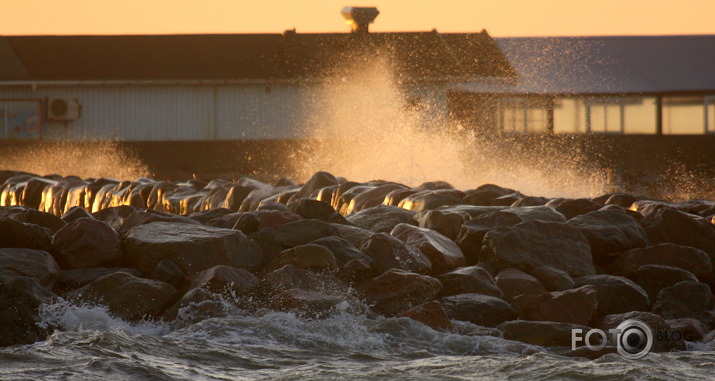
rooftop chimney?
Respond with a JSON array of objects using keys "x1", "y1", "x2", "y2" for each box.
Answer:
[{"x1": 341, "y1": 6, "x2": 379, "y2": 34}]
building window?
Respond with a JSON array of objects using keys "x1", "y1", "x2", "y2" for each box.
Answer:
[
  {"x1": 663, "y1": 96, "x2": 705, "y2": 134},
  {"x1": 498, "y1": 97, "x2": 548, "y2": 133}
]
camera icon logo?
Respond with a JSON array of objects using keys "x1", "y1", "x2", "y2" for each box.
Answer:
[{"x1": 615, "y1": 319, "x2": 653, "y2": 360}]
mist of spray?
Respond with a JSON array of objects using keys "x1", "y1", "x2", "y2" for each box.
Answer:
[
  {"x1": 0, "y1": 140, "x2": 149, "y2": 180},
  {"x1": 297, "y1": 60, "x2": 608, "y2": 198}
]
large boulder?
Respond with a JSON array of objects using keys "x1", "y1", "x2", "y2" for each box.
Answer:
[
  {"x1": 456, "y1": 211, "x2": 523, "y2": 265},
  {"x1": 481, "y1": 220, "x2": 595, "y2": 278},
  {"x1": 414, "y1": 209, "x2": 470, "y2": 241},
  {"x1": 53, "y1": 267, "x2": 142, "y2": 294},
  {"x1": 652, "y1": 281, "x2": 714, "y2": 326},
  {"x1": 189, "y1": 265, "x2": 259, "y2": 295},
  {"x1": 356, "y1": 269, "x2": 442, "y2": 316},
  {"x1": 0, "y1": 248, "x2": 60, "y2": 287},
  {"x1": 503, "y1": 206, "x2": 567, "y2": 223},
  {"x1": 119, "y1": 209, "x2": 201, "y2": 234},
  {"x1": 499, "y1": 320, "x2": 592, "y2": 347},
  {"x1": 398, "y1": 189, "x2": 464, "y2": 212},
  {"x1": 308, "y1": 236, "x2": 372, "y2": 266},
  {"x1": 66, "y1": 272, "x2": 176, "y2": 321},
  {"x1": 566, "y1": 209, "x2": 648, "y2": 265},
  {"x1": 252, "y1": 219, "x2": 339, "y2": 262},
  {"x1": 494, "y1": 268, "x2": 547, "y2": 302},
  {"x1": 345, "y1": 183, "x2": 408, "y2": 214},
  {"x1": 346, "y1": 205, "x2": 417, "y2": 233},
  {"x1": 287, "y1": 171, "x2": 338, "y2": 204},
  {"x1": 0, "y1": 277, "x2": 56, "y2": 347},
  {"x1": 463, "y1": 184, "x2": 517, "y2": 206},
  {"x1": 359, "y1": 233, "x2": 432, "y2": 275},
  {"x1": 390, "y1": 223, "x2": 466, "y2": 273},
  {"x1": 527, "y1": 265, "x2": 575, "y2": 292},
  {"x1": 124, "y1": 221, "x2": 263, "y2": 274},
  {"x1": 639, "y1": 207, "x2": 715, "y2": 259},
  {"x1": 597, "y1": 311, "x2": 685, "y2": 352},
  {"x1": 267, "y1": 244, "x2": 338, "y2": 272},
  {"x1": 574, "y1": 274, "x2": 650, "y2": 318},
  {"x1": 401, "y1": 300, "x2": 453, "y2": 331},
  {"x1": 440, "y1": 293, "x2": 517, "y2": 327},
  {"x1": 513, "y1": 285, "x2": 599, "y2": 326},
  {"x1": 269, "y1": 289, "x2": 362, "y2": 318},
  {"x1": 91, "y1": 205, "x2": 137, "y2": 231},
  {"x1": 437, "y1": 265, "x2": 502, "y2": 298},
  {"x1": 51, "y1": 218, "x2": 123, "y2": 269},
  {"x1": 0, "y1": 218, "x2": 52, "y2": 251},
  {"x1": 546, "y1": 198, "x2": 602, "y2": 220},
  {"x1": 636, "y1": 265, "x2": 700, "y2": 301},
  {"x1": 0, "y1": 206, "x2": 66, "y2": 233},
  {"x1": 606, "y1": 244, "x2": 714, "y2": 285}
]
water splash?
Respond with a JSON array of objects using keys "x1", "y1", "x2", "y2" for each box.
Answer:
[
  {"x1": 0, "y1": 140, "x2": 149, "y2": 180},
  {"x1": 297, "y1": 59, "x2": 608, "y2": 198}
]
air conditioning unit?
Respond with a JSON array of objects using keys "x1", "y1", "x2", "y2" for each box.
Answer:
[{"x1": 47, "y1": 97, "x2": 80, "y2": 121}]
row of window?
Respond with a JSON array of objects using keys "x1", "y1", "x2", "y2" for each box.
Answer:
[{"x1": 499, "y1": 96, "x2": 715, "y2": 134}]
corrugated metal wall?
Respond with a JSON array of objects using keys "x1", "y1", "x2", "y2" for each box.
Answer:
[{"x1": 0, "y1": 83, "x2": 445, "y2": 140}]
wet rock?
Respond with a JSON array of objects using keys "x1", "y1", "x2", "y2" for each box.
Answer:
[
  {"x1": 574, "y1": 274, "x2": 650, "y2": 318},
  {"x1": 233, "y1": 213, "x2": 261, "y2": 234},
  {"x1": 391, "y1": 223, "x2": 465, "y2": 273},
  {"x1": 258, "y1": 264, "x2": 323, "y2": 296},
  {"x1": 456, "y1": 210, "x2": 523, "y2": 265},
  {"x1": 636, "y1": 265, "x2": 699, "y2": 301},
  {"x1": 119, "y1": 209, "x2": 201, "y2": 234},
  {"x1": 360, "y1": 233, "x2": 432, "y2": 275},
  {"x1": 267, "y1": 244, "x2": 338, "y2": 272},
  {"x1": 162, "y1": 287, "x2": 225, "y2": 322},
  {"x1": 66, "y1": 272, "x2": 176, "y2": 321},
  {"x1": 124, "y1": 221, "x2": 263, "y2": 275},
  {"x1": 287, "y1": 171, "x2": 338, "y2": 204},
  {"x1": 223, "y1": 185, "x2": 254, "y2": 212},
  {"x1": 189, "y1": 265, "x2": 259, "y2": 295},
  {"x1": 398, "y1": 189, "x2": 464, "y2": 212},
  {"x1": 54, "y1": 267, "x2": 142, "y2": 294},
  {"x1": 510, "y1": 196, "x2": 550, "y2": 207},
  {"x1": 91, "y1": 205, "x2": 137, "y2": 231},
  {"x1": 437, "y1": 265, "x2": 502, "y2": 298},
  {"x1": 440, "y1": 293, "x2": 517, "y2": 327},
  {"x1": 252, "y1": 219, "x2": 338, "y2": 263},
  {"x1": 188, "y1": 208, "x2": 234, "y2": 226},
  {"x1": 383, "y1": 188, "x2": 417, "y2": 207},
  {"x1": 0, "y1": 218, "x2": 52, "y2": 251},
  {"x1": 336, "y1": 259, "x2": 374, "y2": 284},
  {"x1": 61, "y1": 206, "x2": 94, "y2": 223},
  {"x1": 345, "y1": 183, "x2": 408, "y2": 214},
  {"x1": 357, "y1": 269, "x2": 442, "y2": 316},
  {"x1": 0, "y1": 276, "x2": 56, "y2": 347},
  {"x1": 150, "y1": 259, "x2": 186, "y2": 290},
  {"x1": 503, "y1": 206, "x2": 567, "y2": 223},
  {"x1": 547, "y1": 198, "x2": 603, "y2": 220},
  {"x1": 604, "y1": 193, "x2": 640, "y2": 208},
  {"x1": 597, "y1": 311, "x2": 684, "y2": 352},
  {"x1": 494, "y1": 268, "x2": 547, "y2": 302},
  {"x1": 528, "y1": 265, "x2": 575, "y2": 292},
  {"x1": 0, "y1": 248, "x2": 60, "y2": 287},
  {"x1": 566, "y1": 209, "x2": 648, "y2": 265},
  {"x1": 401, "y1": 300, "x2": 453, "y2": 331},
  {"x1": 309, "y1": 236, "x2": 372, "y2": 266},
  {"x1": 51, "y1": 218, "x2": 123, "y2": 269},
  {"x1": 513, "y1": 285, "x2": 599, "y2": 326},
  {"x1": 0, "y1": 206, "x2": 66, "y2": 233},
  {"x1": 639, "y1": 207, "x2": 715, "y2": 259},
  {"x1": 499, "y1": 320, "x2": 591, "y2": 347},
  {"x1": 414, "y1": 209, "x2": 470, "y2": 241},
  {"x1": 606, "y1": 244, "x2": 713, "y2": 285},
  {"x1": 481, "y1": 220, "x2": 594, "y2": 278},
  {"x1": 346, "y1": 205, "x2": 417, "y2": 233},
  {"x1": 463, "y1": 184, "x2": 517, "y2": 206},
  {"x1": 21, "y1": 177, "x2": 55, "y2": 210},
  {"x1": 269, "y1": 289, "x2": 362, "y2": 318},
  {"x1": 652, "y1": 281, "x2": 714, "y2": 326},
  {"x1": 288, "y1": 198, "x2": 345, "y2": 224},
  {"x1": 330, "y1": 223, "x2": 373, "y2": 248},
  {"x1": 252, "y1": 209, "x2": 303, "y2": 229}
]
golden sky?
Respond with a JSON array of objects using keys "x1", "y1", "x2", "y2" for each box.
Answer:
[{"x1": 3, "y1": 0, "x2": 715, "y2": 36}]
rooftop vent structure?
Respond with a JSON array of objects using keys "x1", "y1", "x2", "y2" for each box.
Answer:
[{"x1": 341, "y1": 6, "x2": 379, "y2": 34}]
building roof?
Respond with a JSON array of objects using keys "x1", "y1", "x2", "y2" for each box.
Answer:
[
  {"x1": 451, "y1": 35, "x2": 715, "y2": 95},
  {"x1": 0, "y1": 31, "x2": 514, "y2": 82}
]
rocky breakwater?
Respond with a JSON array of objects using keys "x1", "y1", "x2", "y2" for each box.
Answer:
[{"x1": 1, "y1": 169, "x2": 715, "y2": 356}]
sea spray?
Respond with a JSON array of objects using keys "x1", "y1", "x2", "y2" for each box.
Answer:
[{"x1": 298, "y1": 59, "x2": 610, "y2": 198}]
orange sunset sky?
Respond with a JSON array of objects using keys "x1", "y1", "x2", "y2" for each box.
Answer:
[{"x1": 2, "y1": 0, "x2": 714, "y2": 37}]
